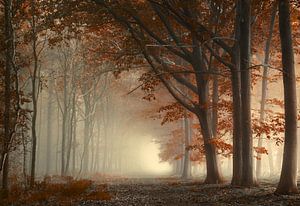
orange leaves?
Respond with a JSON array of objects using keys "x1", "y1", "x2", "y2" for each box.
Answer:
[
  {"x1": 266, "y1": 98, "x2": 284, "y2": 108},
  {"x1": 158, "y1": 102, "x2": 186, "y2": 125},
  {"x1": 139, "y1": 72, "x2": 161, "y2": 101},
  {"x1": 2, "y1": 177, "x2": 112, "y2": 205},
  {"x1": 254, "y1": 146, "x2": 268, "y2": 155},
  {"x1": 254, "y1": 146, "x2": 268, "y2": 160},
  {"x1": 174, "y1": 154, "x2": 184, "y2": 160},
  {"x1": 252, "y1": 111, "x2": 284, "y2": 145},
  {"x1": 209, "y1": 138, "x2": 232, "y2": 157}
]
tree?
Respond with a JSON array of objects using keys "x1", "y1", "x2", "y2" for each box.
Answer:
[
  {"x1": 275, "y1": 0, "x2": 298, "y2": 195},
  {"x1": 1, "y1": 0, "x2": 14, "y2": 194},
  {"x1": 239, "y1": 0, "x2": 256, "y2": 187},
  {"x1": 256, "y1": 1, "x2": 277, "y2": 180}
]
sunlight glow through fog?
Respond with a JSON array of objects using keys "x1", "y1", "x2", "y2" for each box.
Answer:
[{"x1": 139, "y1": 139, "x2": 172, "y2": 175}]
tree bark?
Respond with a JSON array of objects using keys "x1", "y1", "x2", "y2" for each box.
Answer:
[
  {"x1": 231, "y1": 0, "x2": 243, "y2": 186},
  {"x1": 275, "y1": 0, "x2": 298, "y2": 194},
  {"x1": 196, "y1": 80, "x2": 222, "y2": 184},
  {"x1": 46, "y1": 77, "x2": 54, "y2": 175},
  {"x1": 2, "y1": 0, "x2": 13, "y2": 193},
  {"x1": 181, "y1": 111, "x2": 190, "y2": 179},
  {"x1": 30, "y1": 0, "x2": 39, "y2": 187},
  {"x1": 239, "y1": 0, "x2": 256, "y2": 186}
]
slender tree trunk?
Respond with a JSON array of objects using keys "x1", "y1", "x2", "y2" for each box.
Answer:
[
  {"x1": 22, "y1": 128, "x2": 28, "y2": 188},
  {"x1": 239, "y1": 0, "x2": 255, "y2": 186},
  {"x1": 55, "y1": 106, "x2": 60, "y2": 174},
  {"x1": 46, "y1": 79, "x2": 54, "y2": 175},
  {"x1": 61, "y1": 67, "x2": 68, "y2": 176},
  {"x1": 72, "y1": 108, "x2": 77, "y2": 174},
  {"x1": 30, "y1": 0, "x2": 39, "y2": 187},
  {"x1": 275, "y1": 0, "x2": 298, "y2": 194},
  {"x1": 181, "y1": 111, "x2": 190, "y2": 179},
  {"x1": 65, "y1": 96, "x2": 75, "y2": 174},
  {"x1": 83, "y1": 109, "x2": 90, "y2": 174},
  {"x1": 256, "y1": 2, "x2": 277, "y2": 180},
  {"x1": 267, "y1": 140, "x2": 274, "y2": 177},
  {"x1": 94, "y1": 120, "x2": 101, "y2": 172}
]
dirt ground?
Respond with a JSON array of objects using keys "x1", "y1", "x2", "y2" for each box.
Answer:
[
  {"x1": 4, "y1": 178, "x2": 300, "y2": 206},
  {"x1": 81, "y1": 178, "x2": 300, "y2": 206}
]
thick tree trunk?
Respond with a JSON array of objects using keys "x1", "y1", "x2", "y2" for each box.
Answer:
[
  {"x1": 231, "y1": 1, "x2": 243, "y2": 186},
  {"x1": 275, "y1": 0, "x2": 298, "y2": 194},
  {"x1": 196, "y1": 82, "x2": 222, "y2": 184},
  {"x1": 211, "y1": 69, "x2": 219, "y2": 138},
  {"x1": 256, "y1": 2, "x2": 277, "y2": 180},
  {"x1": 231, "y1": 69, "x2": 243, "y2": 185},
  {"x1": 197, "y1": 112, "x2": 222, "y2": 184},
  {"x1": 239, "y1": 0, "x2": 255, "y2": 186},
  {"x1": 2, "y1": 0, "x2": 13, "y2": 193}
]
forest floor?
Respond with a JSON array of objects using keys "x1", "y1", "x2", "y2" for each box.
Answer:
[{"x1": 2, "y1": 177, "x2": 300, "y2": 206}]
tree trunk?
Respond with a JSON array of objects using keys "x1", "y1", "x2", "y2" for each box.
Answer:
[
  {"x1": 72, "y1": 108, "x2": 77, "y2": 174},
  {"x1": 61, "y1": 67, "x2": 68, "y2": 176},
  {"x1": 256, "y1": 2, "x2": 277, "y2": 180},
  {"x1": 231, "y1": 1, "x2": 243, "y2": 186},
  {"x1": 196, "y1": 82, "x2": 222, "y2": 184},
  {"x1": 211, "y1": 69, "x2": 219, "y2": 138},
  {"x1": 239, "y1": 0, "x2": 255, "y2": 186},
  {"x1": 30, "y1": 0, "x2": 39, "y2": 187},
  {"x1": 231, "y1": 69, "x2": 243, "y2": 185},
  {"x1": 275, "y1": 0, "x2": 298, "y2": 194},
  {"x1": 65, "y1": 97, "x2": 75, "y2": 174},
  {"x1": 46, "y1": 79, "x2": 54, "y2": 175},
  {"x1": 2, "y1": 0, "x2": 13, "y2": 193},
  {"x1": 181, "y1": 111, "x2": 190, "y2": 179},
  {"x1": 267, "y1": 140, "x2": 274, "y2": 177},
  {"x1": 83, "y1": 110, "x2": 90, "y2": 174}
]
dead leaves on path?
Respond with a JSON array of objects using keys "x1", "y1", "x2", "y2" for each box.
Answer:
[{"x1": 2, "y1": 177, "x2": 112, "y2": 205}]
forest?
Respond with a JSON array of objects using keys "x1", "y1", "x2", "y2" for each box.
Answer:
[{"x1": 0, "y1": 0, "x2": 300, "y2": 205}]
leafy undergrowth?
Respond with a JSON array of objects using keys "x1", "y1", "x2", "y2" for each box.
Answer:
[{"x1": 1, "y1": 176, "x2": 112, "y2": 206}]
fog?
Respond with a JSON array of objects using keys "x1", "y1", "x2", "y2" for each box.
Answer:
[{"x1": 3, "y1": 39, "x2": 299, "y2": 186}]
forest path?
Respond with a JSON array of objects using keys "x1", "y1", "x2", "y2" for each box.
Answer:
[
  {"x1": 78, "y1": 178, "x2": 300, "y2": 206},
  {"x1": 4, "y1": 178, "x2": 300, "y2": 205}
]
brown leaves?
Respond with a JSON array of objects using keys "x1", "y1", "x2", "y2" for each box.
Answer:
[
  {"x1": 254, "y1": 146, "x2": 268, "y2": 155},
  {"x1": 210, "y1": 138, "x2": 232, "y2": 157},
  {"x1": 158, "y1": 102, "x2": 186, "y2": 125},
  {"x1": 3, "y1": 177, "x2": 112, "y2": 205}
]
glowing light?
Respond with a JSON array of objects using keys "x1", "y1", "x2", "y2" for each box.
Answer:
[{"x1": 139, "y1": 140, "x2": 172, "y2": 175}]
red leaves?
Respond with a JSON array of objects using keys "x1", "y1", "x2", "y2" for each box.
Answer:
[
  {"x1": 254, "y1": 146, "x2": 268, "y2": 155},
  {"x1": 139, "y1": 72, "x2": 161, "y2": 101},
  {"x1": 254, "y1": 146, "x2": 268, "y2": 160},
  {"x1": 210, "y1": 138, "x2": 233, "y2": 157},
  {"x1": 158, "y1": 103, "x2": 186, "y2": 125},
  {"x1": 3, "y1": 177, "x2": 112, "y2": 205}
]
